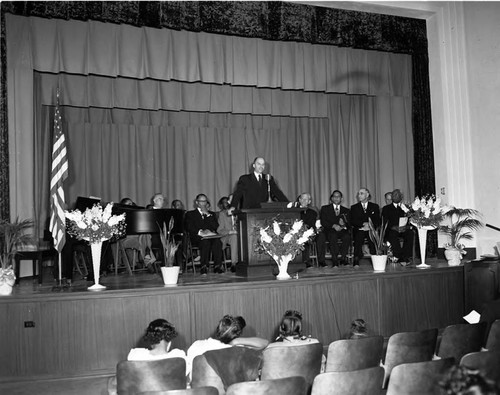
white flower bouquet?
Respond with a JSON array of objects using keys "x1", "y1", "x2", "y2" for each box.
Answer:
[
  {"x1": 404, "y1": 195, "x2": 450, "y2": 229},
  {"x1": 66, "y1": 203, "x2": 126, "y2": 244},
  {"x1": 256, "y1": 218, "x2": 315, "y2": 263}
]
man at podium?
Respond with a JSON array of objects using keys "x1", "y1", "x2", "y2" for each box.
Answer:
[{"x1": 229, "y1": 157, "x2": 288, "y2": 211}]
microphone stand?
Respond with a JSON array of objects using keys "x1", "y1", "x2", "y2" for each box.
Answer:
[{"x1": 266, "y1": 174, "x2": 273, "y2": 202}]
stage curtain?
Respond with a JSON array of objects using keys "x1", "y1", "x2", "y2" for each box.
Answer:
[{"x1": 34, "y1": 93, "x2": 413, "y2": 236}]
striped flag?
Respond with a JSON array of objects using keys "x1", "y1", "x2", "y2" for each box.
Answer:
[{"x1": 49, "y1": 90, "x2": 69, "y2": 253}]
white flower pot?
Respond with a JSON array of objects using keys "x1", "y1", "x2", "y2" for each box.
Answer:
[
  {"x1": 371, "y1": 255, "x2": 388, "y2": 271},
  {"x1": 444, "y1": 248, "x2": 462, "y2": 266},
  {"x1": 0, "y1": 282, "x2": 13, "y2": 296},
  {"x1": 161, "y1": 266, "x2": 180, "y2": 286}
]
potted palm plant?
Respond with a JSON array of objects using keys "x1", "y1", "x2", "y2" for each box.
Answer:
[
  {"x1": 158, "y1": 217, "x2": 180, "y2": 285},
  {"x1": 439, "y1": 207, "x2": 483, "y2": 266},
  {"x1": 0, "y1": 218, "x2": 34, "y2": 295},
  {"x1": 368, "y1": 218, "x2": 389, "y2": 271}
]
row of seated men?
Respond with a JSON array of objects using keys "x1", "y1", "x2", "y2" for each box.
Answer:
[{"x1": 295, "y1": 188, "x2": 414, "y2": 267}]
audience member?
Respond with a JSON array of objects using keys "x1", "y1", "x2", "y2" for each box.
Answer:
[
  {"x1": 348, "y1": 318, "x2": 369, "y2": 339},
  {"x1": 217, "y1": 196, "x2": 239, "y2": 268},
  {"x1": 350, "y1": 188, "x2": 381, "y2": 266},
  {"x1": 186, "y1": 315, "x2": 268, "y2": 377},
  {"x1": 317, "y1": 190, "x2": 351, "y2": 267},
  {"x1": 229, "y1": 157, "x2": 288, "y2": 211},
  {"x1": 439, "y1": 365, "x2": 497, "y2": 395},
  {"x1": 382, "y1": 189, "x2": 414, "y2": 264},
  {"x1": 184, "y1": 193, "x2": 224, "y2": 275},
  {"x1": 268, "y1": 310, "x2": 319, "y2": 346}
]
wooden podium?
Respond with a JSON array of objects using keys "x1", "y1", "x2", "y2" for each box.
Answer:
[{"x1": 234, "y1": 207, "x2": 304, "y2": 277}]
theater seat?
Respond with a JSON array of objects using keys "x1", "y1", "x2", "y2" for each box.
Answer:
[
  {"x1": 326, "y1": 336, "x2": 384, "y2": 372},
  {"x1": 311, "y1": 367, "x2": 384, "y2": 395},
  {"x1": 226, "y1": 376, "x2": 307, "y2": 395}
]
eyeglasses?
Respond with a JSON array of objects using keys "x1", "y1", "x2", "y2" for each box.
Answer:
[{"x1": 197, "y1": 200, "x2": 207, "y2": 203}]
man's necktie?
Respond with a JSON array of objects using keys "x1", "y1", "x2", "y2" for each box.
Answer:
[{"x1": 335, "y1": 206, "x2": 340, "y2": 216}]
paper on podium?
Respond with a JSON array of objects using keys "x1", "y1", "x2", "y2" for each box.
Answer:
[
  {"x1": 463, "y1": 310, "x2": 481, "y2": 324},
  {"x1": 399, "y1": 217, "x2": 408, "y2": 227}
]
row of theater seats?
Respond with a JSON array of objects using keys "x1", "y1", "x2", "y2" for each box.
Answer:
[{"x1": 113, "y1": 320, "x2": 500, "y2": 395}]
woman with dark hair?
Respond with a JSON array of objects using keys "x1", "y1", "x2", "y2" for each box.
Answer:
[
  {"x1": 348, "y1": 318, "x2": 369, "y2": 339},
  {"x1": 127, "y1": 318, "x2": 186, "y2": 361},
  {"x1": 267, "y1": 310, "x2": 320, "y2": 347},
  {"x1": 186, "y1": 315, "x2": 268, "y2": 376}
]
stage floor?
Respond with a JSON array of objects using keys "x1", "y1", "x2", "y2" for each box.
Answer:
[{"x1": 12, "y1": 257, "x2": 445, "y2": 297}]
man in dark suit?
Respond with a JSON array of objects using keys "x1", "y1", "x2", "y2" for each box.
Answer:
[
  {"x1": 229, "y1": 157, "x2": 288, "y2": 210},
  {"x1": 184, "y1": 193, "x2": 224, "y2": 275},
  {"x1": 382, "y1": 189, "x2": 413, "y2": 263},
  {"x1": 317, "y1": 190, "x2": 350, "y2": 267},
  {"x1": 290, "y1": 192, "x2": 318, "y2": 267},
  {"x1": 350, "y1": 187, "x2": 381, "y2": 265}
]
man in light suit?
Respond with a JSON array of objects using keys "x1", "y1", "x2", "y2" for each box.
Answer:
[
  {"x1": 185, "y1": 193, "x2": 224, "y2": 275},
  {"x1": 382, "y1": 189, "x2": 413, "y2": 263},
  {"x1": 229, "y1": 157, "x2": 288, "y2": 211},
  {"x1": 317, "y1": 190, "x2": 351, "y2": 267},
  {"x1": 350, "y1": 188, "x2": 381, "y2": 265}
]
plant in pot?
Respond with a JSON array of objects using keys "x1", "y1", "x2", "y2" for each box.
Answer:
[
  {"x1": 368, "y1": 218, "x2": 389, "y2": 271},
  {"x1": 158, "y1": 217, "x2": 180, "y2": 285},
  {"x1": 439, "y1": 207, "x2": 483, "y2": 266},
  {"x1": 0, "y1": 218, "x2": 34, "y2": 295}
]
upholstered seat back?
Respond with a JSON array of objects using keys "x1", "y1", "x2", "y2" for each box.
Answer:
[
  {"x1": 326, "y1": 335, "x2": 384, "y2": 372},
  {"x1": 226, "y1": 376, "x2": 307, "y2": 395},
  {"x1": 311, "y1": 367, "x2": 384, "y2": 395}
]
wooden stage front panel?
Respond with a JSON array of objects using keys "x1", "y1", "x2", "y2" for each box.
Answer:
[{"x1": 0, "y1": 262, "x2": 464, "y2": 381}]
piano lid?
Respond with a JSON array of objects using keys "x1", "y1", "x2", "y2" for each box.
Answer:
[{"x1": 113, "y1": 207, "x2": 184, "y2": 235}]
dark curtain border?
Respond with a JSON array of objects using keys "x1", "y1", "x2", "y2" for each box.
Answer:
[{"x1": 0, "y1": 1, "x2": 434, "y2": 220}]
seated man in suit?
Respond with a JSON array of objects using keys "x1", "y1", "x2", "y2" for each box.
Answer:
[
  {"x1": 350, "y1": 188, "x2": 381, "y2": 265},
  {"x1": 382, "y1": 189, "x2": 413, "y2": 263},
  {"x1": 290, "y1": 193, "x2": 318, "y2": 268},
  {"x1": 317, "y1": 190, "x2": 351, "y2": 267},
  {"x1": 185, "y1": 193, "x2": 224, "y2": 275}
]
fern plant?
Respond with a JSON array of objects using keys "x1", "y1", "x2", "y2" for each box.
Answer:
[
  {"x1": 0, "y1": 217, "x2": 34, "y2": 270},
  {"x1": 439, "y1": 207, "x2": 483, "y2": 249}
]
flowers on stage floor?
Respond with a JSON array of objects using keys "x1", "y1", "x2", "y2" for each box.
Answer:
[
  {"x1": 66, "y1": 203, "x2": 126, "y2": 243},
  {"x1": 255, "y1": 218, "x2": 315, "y2": 279},
  {"x1": 404, "y1": 195, "x2": 450, "y2": 229}
]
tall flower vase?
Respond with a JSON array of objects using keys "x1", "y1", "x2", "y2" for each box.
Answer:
[
  {"x1": 88, "y1": 242, "x2": 106, "y2": 291},
  {"x1": 416, "y1": 226, "x2": 435, "y2": 268},
  {"x1": 274, "y1": 254, "x2": 293, "y2": 280}
]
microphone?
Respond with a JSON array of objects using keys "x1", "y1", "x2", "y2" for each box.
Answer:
[{"x1": 266, "y1": 174, "x2": 273, "y2": 202}]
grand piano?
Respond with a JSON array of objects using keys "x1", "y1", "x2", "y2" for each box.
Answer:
[{"x1": 112, "y1": 205, "x2": 184, "y2": 235}]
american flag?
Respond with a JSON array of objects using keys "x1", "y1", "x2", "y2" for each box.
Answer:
[{"x1": 49, "y1": 90, "x2": 68, "y2": 253}]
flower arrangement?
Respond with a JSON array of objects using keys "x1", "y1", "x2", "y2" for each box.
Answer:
[
  {"x1": 404, "y1": 195, "x2": 450, "y2": 228},
  {"x1": 255, "y1": 218, "x2": 315, "y2": 263},
  {"x1": 66, "y1": 203, "x2": 126, "y2": 244},
  {"x1": 368, "y1": 218, "x2": 389, "y2": 255},
  {"x1": 159, "y1": 217, "x2": 180, "y2": 267}
]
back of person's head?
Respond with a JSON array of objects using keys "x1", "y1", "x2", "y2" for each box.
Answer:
[
  {"x1": 142, "y1": 318, "x2": 178, "y2": 350},
  {"x1": 439, "y1": 365, "x2": 497, "y2": 395},
  {"x1": 279, "y1": 310, "x2": 303, "y2": 338},
  {"x1": 349, "y1": 318, "x2": 368, "y2": 339},
  {"x1": 120, "y1": 197, "x2": 136, "y2": 206},
  {"x1": 215, "y1": 315, "x2": 245, "y2": 344}
]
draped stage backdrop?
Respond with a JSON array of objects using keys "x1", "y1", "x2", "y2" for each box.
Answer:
[{"x1": 1, "y1": 2, "x2": 434, "y2": 250}]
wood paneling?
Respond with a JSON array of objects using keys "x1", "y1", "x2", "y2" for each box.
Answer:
[{"x1": 0, "y1": 265, "x2": 464, "y2": 381}]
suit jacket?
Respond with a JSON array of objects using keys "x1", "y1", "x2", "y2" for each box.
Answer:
[
  {"x1": 301, "y1": 207, "x2": 318, "y2": 229},
  {"x1": 382, "y1": 203, "x2": 407, "y2": 229},
  {"x1": 231, "y1": 173, "x2": 288, "y2": 209},
  {"x1": 320, "y1": 204, "x2": 350, "y2": 230},
  {"x1": 184, "y1": 209, "x2": 219, "y2": 242},
  {"x1": 350, "y1": 202, "x2": 380, "y2": 230}
]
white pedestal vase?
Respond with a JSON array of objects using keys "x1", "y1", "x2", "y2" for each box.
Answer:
[
  {"x1": 415, "y1": 225, "x2": 436, "y2": 268},
  {"x1": 88, "y1": 242, "x2": 106, "y2": 291},
  {"x1": 371, "y1": 255, "x2": 388, "y2": 271},
  {"x1": 273, "y1": 254, "x2": 293, "y2": 280},
  {"x1": 161, "y1": 266, "x2": 180, "y2": 286}
]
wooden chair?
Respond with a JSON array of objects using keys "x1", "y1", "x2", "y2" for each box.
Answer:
[
  {"x1": 382, "y1": 328, "x2": 438, "y2": 387},
  {"x1": 436, "y1": 322, "x2": 487, "y2": 362},
  {"x1": 139, "y1": 387, "x2": 218, "y2": 395},
  {"x1": 386, "y1": 358, "x2": 455, "y2": 395},
  {"x1": 460, "y1": 350, "x2": 500, "y2": 384},
  {"x1": 116, "y1": 358, "x2": 186, "y2": 395},
  {"x1": 326, "y1": 335, "x2": 384, "y2": 372},
  {"x1": 485, "y1": 318, "x2": 500, "y2": 351},
  {"x1": 261, "y1": 343, "x2": 323, "y2": 395},
  {"x1": 226, "y1": 376, "x2": 307, "y2": 395},
  {"x1": 311, "y1": 366, "x2": 384, "y2": 395}
]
